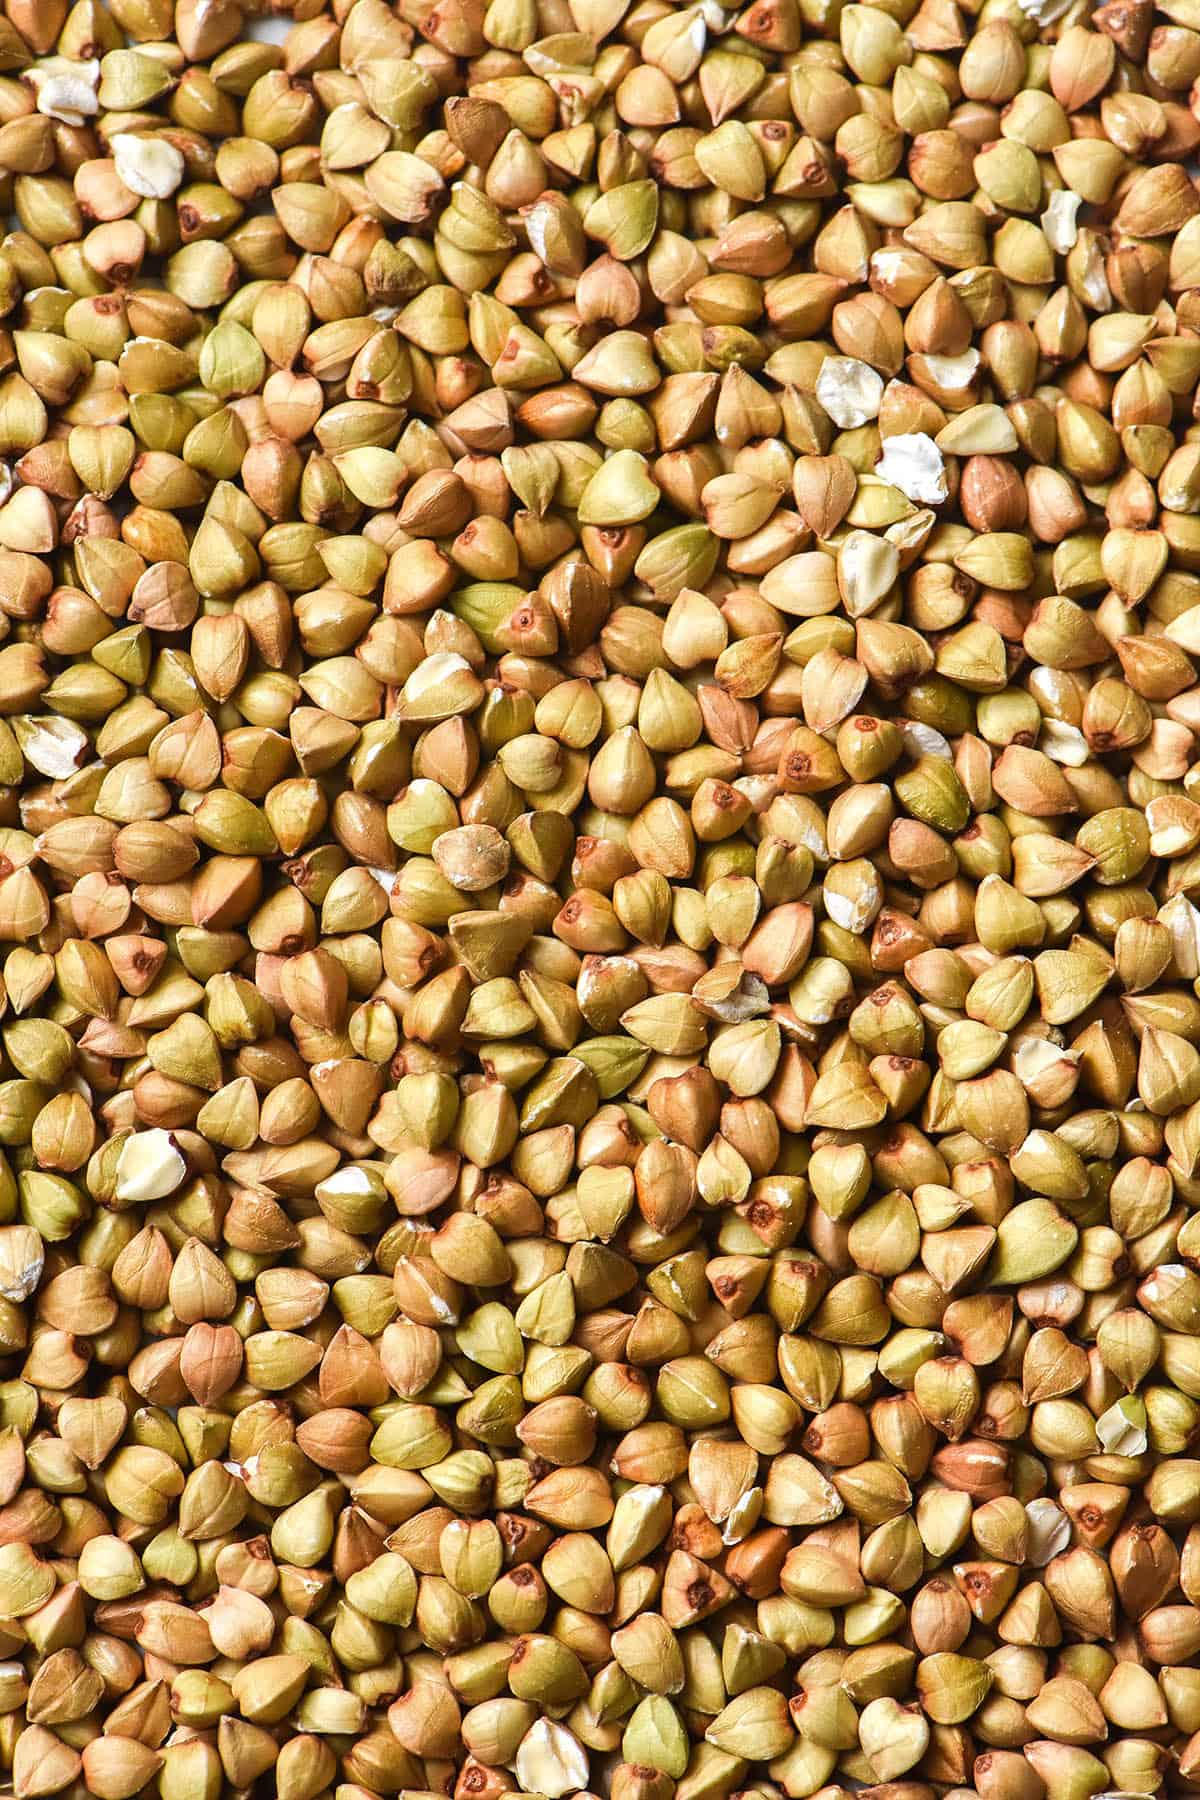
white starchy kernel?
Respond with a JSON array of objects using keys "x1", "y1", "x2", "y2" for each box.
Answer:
[
  {"x1": 115, "y1": 1129, "x2": 187, "y2": 1204},
  {"x1": 524, "y1": 202, "x2": 562, "y2": 272},
  {"x1": 735, "y1": 775, "x2": 775, "y2": 814},
  {"x1": 795, "y1": 820, "x2": 826, "y2": 859},
  {"x1": 32, "y1": 58, "x2": 99, "y2": 123},
  {"x1": 246, "y1": 11, "x2": 293, "y2": 40},
  {"x1": 902, "y1": 721, "x2": 952, "y2": 760},
  {"x1": 1147, "y1": 796, "x2": 1200, "y2": 857},
  {"x1": 824, "y1": 871, "x2": 881, "y2": 933},
  {"x1": 870, "y1": 249, "x2": 907, "y2": 279},
  {"x1": 1038, "y1": 719, "x2": 1090, "y2": 766},
  {"x1": 1161, "y1": 469, "x2": 1200, "y2": 516},
  {"x1": 1025, "y1": 1499, "x2": 1071, "y2": 1566},
  {"x1": 815, "y1": 355, "x2": 884, "y2": 429},
  {"x1": 516, "y1": 1719, "x2": 589, "y2": 1797},
  {"x1": 722, "y1": 1484, "x2": 762, "y2": 1544},
  {"x1": 1159, "y1": 894, "x2": 1200, "y2": 976},
  {"x1": 13, "y1": 717, "x2": 89, "y2": 779},
  {"x1": 37, "y1": 76, "x2": 99, "y2": 121},
  {"x1": 319, "y1": 1166, "x2": 377, "y2": 1195},
  {"x1": 820, "y1": 889, "x2": 857, "y2": 932},
  {"x1": 1095, "y1": 1397, "x2": 1148, "y2": 1456},
  {"x1": 1012, "y1": 1037, "x2": 1079, "y2": 1092},
  {"x1": 401, "y1": 651, "x2": 472, "y2": 703},
  {"x1": 921, "y1": 349, "x2": 981, "y2": 390},
  {"x1": 875, "y1": 432, "x2": 948, "y2": 505},
  {"x1": 0, "y1": 1226, "x2": 44, "y2": 1302},
  {"x1": 837, "y1": 528, "x2": 900, "y2": 616},
  {"x1": 1041, "y1": 189, "x2": 1082, "y2": 254},
  {"x1": 698, "y1": 971, "x2": 770, "y2": 1023},
  {"x1": 680, "y1": 8, "x2": 709, "y2": 61},
  {"x1": 111, "y1": 131, "x2": 186, "y2": 199},
  {"x1": 396, "y1": 1261, "x2": 455, "y2": 1321},
  {"x1": 1075, "y1": 238, "x2": 1112, "y2": 312}
]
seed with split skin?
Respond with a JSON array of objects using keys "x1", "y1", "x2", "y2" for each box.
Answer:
[{"x1": 113, "y1": 1129, "x2": 187, "y2": 1203}]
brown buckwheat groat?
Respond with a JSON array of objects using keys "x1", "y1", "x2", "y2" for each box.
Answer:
[{"x1": 1, "y1": 0, "x2": 1200, "y2": 1797}]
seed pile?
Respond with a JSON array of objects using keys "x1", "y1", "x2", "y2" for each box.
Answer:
[{"x1": 7, "y1": 0, "x2": 1200, "y2": 1793}]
